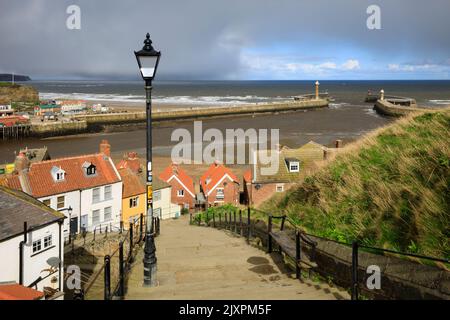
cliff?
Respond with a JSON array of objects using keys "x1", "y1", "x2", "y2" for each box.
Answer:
[{"x1": 0, "y1": 83, "x2": 39, "y2": 104}]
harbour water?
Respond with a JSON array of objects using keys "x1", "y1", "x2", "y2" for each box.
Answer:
[{"x1": 1, "y1": 80, "x2": 449, "y2": 163}]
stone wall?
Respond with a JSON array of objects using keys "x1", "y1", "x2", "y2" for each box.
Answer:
[
  {"x1": 374, "y1": 100, "x2": 432, "y2": 117},
  {"x1": 31, "y1": 120, "x2": 88, "y2": 137}
]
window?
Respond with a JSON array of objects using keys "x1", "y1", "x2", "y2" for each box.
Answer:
[
  {"x1": 42, "y1": 199, "x2": 51, "y2": 207},
  {"x1": 184, "y1": 203, "x2": 189, "y2": 209},
  {"x1": 86, "y1": 164, "x2": 96, "y2": 176},
  {"x1": 32, "y1": 240, "x2": 42, "y2": 253},
  {"x1": 289, "y1": 161, "x2": 299, "y2": 172},
  {"x1": 104, "y1": 185, "x2": 112, "y2": 200},
  {"x1": 154, "y1": 190, "x2": 161, "y2": 202},
  {"x1": 276, "y1": 184, "x2": 284, "y2": 192},
  {"x1": 104, "y1": 207, "x2": 112, "y2": 221},
  {"x1": 92, "y1": 209, "x2": 100, "y2": 225},
  {"x1": 129, "y1": 197, "x2": 139, "y2": 208},
  {"x1": 44, "y1": 235, "x2": 52, "y2": 248},
  {"x1": 92, "y1": 188, "x2": 100, "y2": 203},
  {"x1": 177, "y1": 189, "x2": 184, "y2": 197},
  {"x1": 216, "y1": 188, "x2": 224, "y2": 199},
  {"x1": 51, "y1": 166, "x2": 66, "y2": 182},
  {"x1": 57, "y1": 196, "x2": 65, "y2": 209}
]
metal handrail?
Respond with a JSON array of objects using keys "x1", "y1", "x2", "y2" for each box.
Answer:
[{"x1": 249, "y1": 207, "x2": 449, "y2": 264}]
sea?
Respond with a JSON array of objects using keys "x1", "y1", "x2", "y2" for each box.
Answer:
[
  {"x1": 31, "y1": 80, "x2": 450, "y2": 107},
  {"x1": 0, "y1": 80, "x2": 449, "y2": 164}
]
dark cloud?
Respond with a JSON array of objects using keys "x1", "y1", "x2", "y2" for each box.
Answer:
[{"x1": 0, "y1": 0, "x2": 449, "y2": 79}]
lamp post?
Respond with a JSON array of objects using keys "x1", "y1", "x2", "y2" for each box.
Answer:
[
  {"x1": 135, "y1": 33, "x2": 161, "y2": 287},
  {"x1": 67, "y1": 206, "x2": 73, "y2": 244}
]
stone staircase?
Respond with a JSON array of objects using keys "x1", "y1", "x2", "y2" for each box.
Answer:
[{"x1": 124, "y1": 215, "x2": 349, "y2": 300}]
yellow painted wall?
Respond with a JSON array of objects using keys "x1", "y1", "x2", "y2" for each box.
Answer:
[{"x1": 121, "y1": 193, "x2": 146, "y2": 227}]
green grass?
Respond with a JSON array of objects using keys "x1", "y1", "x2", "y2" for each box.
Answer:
[
  {"x1": 0, "y1": 82, "x2": 20, "y2": 88},
  {"x1": 262, "y1": 111, "x2": 450, "y2": 260}
]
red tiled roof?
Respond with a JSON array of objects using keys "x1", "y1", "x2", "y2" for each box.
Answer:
[
  {"x1": 118, "y1": 167, "x2": 145, "y2": 198},
  {"x1": 159, "y1": 163, "x2": 195, "y2": 197},
  {"x1": 0, "y1": 174, "x2": 22, "y2": 191},
  {"x1": 0, "y1": 116, "x2": 29, "y2": 127},
  {"x1": 200, "y1": 163, "x2": 239, "y2": 195},
  {"x1": 0, "y1": 283, "x2": 44, "y2": 300},
  {"x1": 116, "y1": 152, "x2": 142, "y2": 174},
  {"x1": 243, "y1": 169, "x2": 252, "y2": 183},
  {"x1": 25, "y1": 153, "x2": 121, "y2": 198}
]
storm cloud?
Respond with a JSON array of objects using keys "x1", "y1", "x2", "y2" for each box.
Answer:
[{"x1": 1, "y1": 0, "x2": 449, "y2": 80}]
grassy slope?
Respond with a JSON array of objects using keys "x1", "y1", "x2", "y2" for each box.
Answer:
[{"x1": 262, "y1": 111, "x2": 450, "y2": 259}]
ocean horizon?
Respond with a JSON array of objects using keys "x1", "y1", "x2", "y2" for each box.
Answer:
[{"x1": 21, "y1": 79, "x2": 450, "y2": 107}]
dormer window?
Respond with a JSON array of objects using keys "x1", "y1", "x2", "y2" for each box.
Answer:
[
  {"x1": 285, "y1": 158, "x2": 300, "y2": 173},
  {"x1": 51, "y1": 166, "x2": 66, "y2": 182},
  {"x1": 83, "y1": 161, "x2": 96, "y2": 176}
]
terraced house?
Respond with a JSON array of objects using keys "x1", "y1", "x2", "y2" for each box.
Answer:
[
  {"x1": 3, "y1": 140, "x2": 122, "y2": 238},
  {"x1": 159, "y1": 163, "x2": 196, "y2": 211},
  {"x1": 199, "y1": 162, "x2": 240, "y2": 207},
  {"x1": 0, "y1": 186, "x2": 65, "y2": 300},
  {"x1": 244, "y1": 141, "x2": 340, "y2": 207}
]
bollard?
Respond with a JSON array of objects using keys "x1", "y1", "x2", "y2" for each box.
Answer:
[
  {"x1": 104, "y1": 255, "x2": 111, "y2": 300},
  {"x1": 351, "y1": 241, "x2": 359, "y2": 300}
]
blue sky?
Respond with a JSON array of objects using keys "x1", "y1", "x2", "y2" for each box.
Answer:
[{"x1": 1, "y1": 0, "x2": 449, "y2": 80}]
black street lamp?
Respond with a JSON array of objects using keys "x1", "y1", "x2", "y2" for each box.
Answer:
[{"x1": 135, "y1": 33, "x2": 161, "y2": 287}]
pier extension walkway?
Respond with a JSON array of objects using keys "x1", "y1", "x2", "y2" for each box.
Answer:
[{"x1": 124, "y1": 215, "x2": 348, "y2": 300}]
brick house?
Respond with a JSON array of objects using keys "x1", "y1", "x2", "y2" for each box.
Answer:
[
  {"x1": 244, "y1": 141, "x2": 337, "y2": 207},
  {"x1": 159, "y1": 163, "x2": 195, "y2": 211},
  {"x1": 199, "y1": 162, "x2": 239, "y2": 207}
]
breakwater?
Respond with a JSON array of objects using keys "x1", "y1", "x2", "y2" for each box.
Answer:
[
  {"x1": 154, "y1": 99, "x2": 328, "y2": 121},
  {"x1": 374, "y1": 99, "x2": 433, "y2": 117},
  {"x1": 26, "y1": 99, "x2": 328, "y2": 138}
]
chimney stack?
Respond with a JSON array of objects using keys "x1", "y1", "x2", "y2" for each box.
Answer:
[
  {"x1": 99, "y1": 140, "x2": 111, "y2": 157},
  {"x1": 128, "y1": 152, "x2": 137, "y2": 160},
  {"x1": 335, "y1": 139, "x2": 343, "y2": 149},
  {"x1": 15, "y1": 152, "x2": 29, "y2": 173}
]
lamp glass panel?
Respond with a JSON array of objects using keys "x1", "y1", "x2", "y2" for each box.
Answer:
[{"x1": 139, "y1": 56, "x2": 158, "y2": 78}]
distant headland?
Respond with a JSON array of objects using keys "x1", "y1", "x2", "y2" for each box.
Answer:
[{"x1": 0, "y1": 74, "x2": 31, "y2": 81}]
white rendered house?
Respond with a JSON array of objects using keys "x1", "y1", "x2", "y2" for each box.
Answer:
[
  {"x1": 12, "y1": 140, "x2": 123, "y2": 238},
  {"x1": 0, "y1": 186, "x2": 65, "y2": 300}
]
